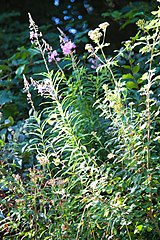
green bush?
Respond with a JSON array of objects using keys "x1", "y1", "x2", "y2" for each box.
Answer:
[{"x1": 0, "y1": 5, "x2": 160, "y2": 240}]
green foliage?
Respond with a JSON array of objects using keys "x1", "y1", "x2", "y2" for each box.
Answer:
[
  {"x1": 0, "y1": 11, "x2": 28, "y2": 59},
  {"x1": 1, "y1": 4, "x2": 160, "y2": 240},
  {"x1": 102, "y1": 1, "x2": 159, "y2": 29}
]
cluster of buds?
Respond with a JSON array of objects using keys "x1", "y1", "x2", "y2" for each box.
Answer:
[
  {"x1": 37, "y1": 155, "x2": 49, "y2": 166},
  {"x1": 30, "y1": 31, "x2": 40, "y2": 44},
  {"x1": 12, "y1": 174, "x2": 21, "y2": 181},
  {"x1": 85, "y1": 43, "x2": 94, "y2": 53},
  {"x1": 46, "y1": 177, "x2": 67, "y2": 187},
  {"x1": 28, "y1": 13, "x2": 42, "y2": 45},
  {"x1": 30, "y1": 77, "x2": 55, "y2": 100},
  {"x1": 99, "y1": 22, "x2": 110, "y2": 31},
  {"x1": 29, "y1": 168, "x2": 44, "y2": 184},
  {"x1": 88, "y1": 22, "x2": 110, "y2": 44},
  {"x1": 23, "y1": 75, "x2": 35, "y2": 110},
  {"x1": 88, "y1": 28, "x2": 102, "y2": 44}
]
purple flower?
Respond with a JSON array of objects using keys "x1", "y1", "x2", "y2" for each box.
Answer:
[
  {"x1": 89, "y1": 58, "x2": 102, "y2": 69},
  {"x1": 91, "y1": 65, "x2": 96, "y2": 69},
  {"x1": 48, "y1": 50, "x2": 60, "y2": 62},
  {"x1": 60, "y1": 41, "x2": 76, "y2": 55}
]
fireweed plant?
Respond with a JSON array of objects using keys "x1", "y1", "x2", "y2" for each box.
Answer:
[{"x1": 1, "y1": 6, "x2": 160, "y2": 240}]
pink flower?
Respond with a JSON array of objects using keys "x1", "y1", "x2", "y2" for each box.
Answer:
[
  {"x1": 60, "y1": 40, "x2": 76, "y2": 55},
  {"x1": 48, "y1": 50, "x2": 60, "y2": 62},
  {"x1": 56, "y1": 57, "x2": 61, "y2": 62}
]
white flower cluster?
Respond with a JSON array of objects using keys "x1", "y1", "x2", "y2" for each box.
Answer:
[
  {"x1": 88, "y1": 28, "x2": 103, "y2": 43},
  {"x1": 88, "y1": 22, "x2": 110, "y2": 43}
]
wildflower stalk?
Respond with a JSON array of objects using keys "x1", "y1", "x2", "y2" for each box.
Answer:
[
  {"x1": 87, "y1": 23, "x2": 117, "y2": 85},
  {"x1": 28, "y1": 13, "x2": 50, "y2": 74},
  {"x1": 37, "y1": 39, "x2": 50, "y2": 74}
]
